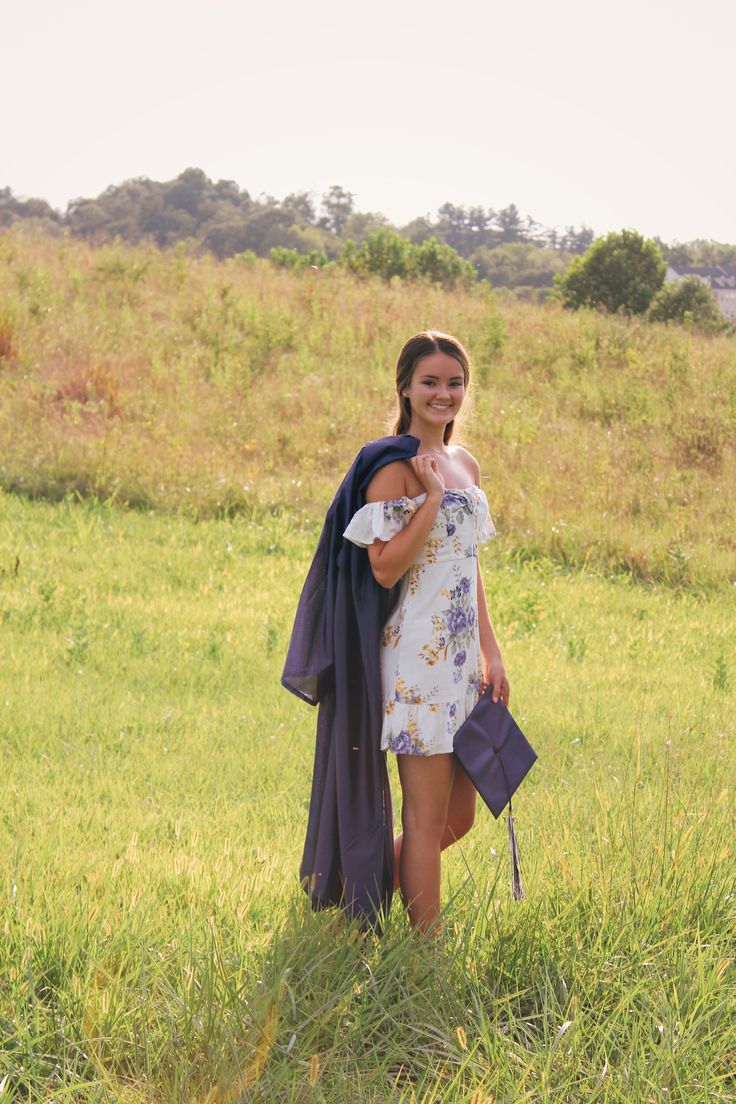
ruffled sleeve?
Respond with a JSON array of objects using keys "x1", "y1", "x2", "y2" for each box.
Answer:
[
  {"x1": 476, "y1": 492, "x2": 497, "y2": 544},
  {"x1": 343, "y1": 497, "x2": 419, "y2": 548}
]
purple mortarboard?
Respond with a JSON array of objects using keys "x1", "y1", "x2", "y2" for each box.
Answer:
[{"x1": 453, "y1": 690, "x2": 537, "y2": 899}]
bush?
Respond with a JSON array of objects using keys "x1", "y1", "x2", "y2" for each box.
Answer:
[
  {"x1": 269, "y1": 247, "x2": 329, "y2": 270},
  {"x1": 340, "y1": 229, "x2": 411, "y2": 281},
  {"x1": 648, "y1": 276, "x2": 728, "y2": 332},
  {"x1": 339, "y1": 230, "x2": 472, "y2": 288},
  {"x1": 411, "y1": 236, "x2": 475, "y2": 288},
  {"x1": 554, "y1": 229, "x2": 666, "y2": 315}
]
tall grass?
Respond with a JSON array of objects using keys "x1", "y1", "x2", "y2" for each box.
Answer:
[
  {"x1": 1, "y1": 226, "x2": 735, "y2": 588},
  {"x1": 1, "y1": 492, "x2": 734, "y2": 1100}
]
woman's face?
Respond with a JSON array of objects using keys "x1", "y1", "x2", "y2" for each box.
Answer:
[{"x1": 404, "y1": 351, "x2": 466, "y2": 427}]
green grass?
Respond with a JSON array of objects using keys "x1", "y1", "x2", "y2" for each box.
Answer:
[{"x1": 1, "y1": 491, "x2": 734, "y2": 1101}]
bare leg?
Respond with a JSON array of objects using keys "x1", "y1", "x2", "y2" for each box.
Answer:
[
  {"x1": 396, "y1": 753, "x2": 456, "y2": 934},
  {"x1": 393, "y1": 759, "x2": 477, "y2": 891}
]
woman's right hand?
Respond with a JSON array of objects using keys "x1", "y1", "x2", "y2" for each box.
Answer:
[{"x1": 409, "y1": 454, "x2": 446, "y2": 500}]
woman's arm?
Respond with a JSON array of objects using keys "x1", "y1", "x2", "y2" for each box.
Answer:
[
  {"x1": 461, "y1": 448, "x2": 510, "y2": 705},
  {"x1": 365, "y1": 460, "x2": 444, "y2": 589},
  {"x1": 476, "y1": 571, "x2": 509, "y2": 702}
]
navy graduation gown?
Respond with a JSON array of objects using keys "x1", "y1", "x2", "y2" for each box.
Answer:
[{"x1": 281, "y1": 433, "x2": 420, "y2": 929}]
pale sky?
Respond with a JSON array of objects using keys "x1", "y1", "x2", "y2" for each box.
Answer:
[{"x1": 4, "y1": 0, "x2": 735, "y2": 243}]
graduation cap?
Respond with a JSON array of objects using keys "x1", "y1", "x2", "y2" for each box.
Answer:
[{"x1": 453, "y1": 691, "x2": 538, "y2": 900}]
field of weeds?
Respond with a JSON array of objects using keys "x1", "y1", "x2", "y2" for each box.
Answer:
[{"x1": 1, "y1": 227, "x2": 735, "y2": 588}]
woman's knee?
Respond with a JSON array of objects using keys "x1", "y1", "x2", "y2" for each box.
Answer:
[
  {"x1": 445, "y1": 804, "x2": 475, "y2": 843},
  {"x1": 401, "y1": 804, "x2": 447, "y2": 843}
]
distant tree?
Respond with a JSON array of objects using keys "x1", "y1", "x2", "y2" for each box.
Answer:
[
  {"x1": 435, "y1": 203, "x2": 495, "y2": 255},
  {"x1": 554, "y1": 229, "x2": 666, "y2": 314},
  {"x1": 559, "y1": 225, "x2": 595, "y2": 255},
  {"x1": 200, "y1": 216, "x2": 258, "y2": 259},
  {"x1": 0, "y1": 187, "x2": 60, "y2": 228},
  {"x1": 648, "y1": 276, "x2": 727, "y2": 331},
  {"x1": 660, "y1": 239, "x2": 736, "y2": 267},
  {"x1": 342, "y1": 210, "x2": 391, "y2": 243},
  {"x1": 659, "y1": 241, "x2": 692, "y2": 266},
  {"x1": 282, "y1": 191, "x2": 316, "y2": 225},
  {"x1": 401, "y1": 215, "x2": 436, "y2": 245},
  {"x1": 139, "y1": 197, "x2": 197, "y2": 245},
  {"x1": 523, "y1": 214, "x2": 546, "y2": 243},
  {"x1": 220, "y1": 203, "x2": 294, "y2": 256},
  {"x1": 695, "y1": 240, "x2": 736, "y2": 265},
  {"x1": 67, "y1": 177, "x2": 159, "y2": 242},
  {"x1": 213, "y1": 178, "x2": 244, "y2": 204},
  {"x1": 164, "y1": 167, "x2": 210, "y2": 218},
  {"x1": 495, "y1": 204, "x2": 527, "y2": 243},
  {"x1": 319, "y1": 185, "x2": 355, "y2": 235},
  {"x1": 472, "y1": 242, "x2": 569, "y2": 290}
]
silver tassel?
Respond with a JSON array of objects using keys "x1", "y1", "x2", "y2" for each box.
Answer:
[{"x1": 507, "y1": 800, "x2": 525, "y2": 900}]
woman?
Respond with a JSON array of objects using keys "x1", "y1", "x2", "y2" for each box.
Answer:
[
  {"x1": 342, "y1": 330, "x2": 509, "y2": 933},
  {"x1": 282, "y1": 330, "x2": 508, "y2": 935}
]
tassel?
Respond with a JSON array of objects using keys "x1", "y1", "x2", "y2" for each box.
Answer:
[{"x1": 507, "y1": 800, "x2": 525, "y2": 900}]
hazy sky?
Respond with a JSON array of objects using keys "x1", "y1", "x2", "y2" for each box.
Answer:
[{"x1": 4, "y1": 0, "x2": 735, "y2": 243}]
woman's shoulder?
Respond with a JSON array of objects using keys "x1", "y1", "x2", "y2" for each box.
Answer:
[
  {"x1": 449, "y1": 443, "x2": 481, "y2": 482},
  {"x1": 364, "y1": 459, "x2": 411, "y2": 503}
]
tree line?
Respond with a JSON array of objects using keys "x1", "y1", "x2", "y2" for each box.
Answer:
[{"x1": 2, "y1": 168, "x2": 735, "y2": 298}]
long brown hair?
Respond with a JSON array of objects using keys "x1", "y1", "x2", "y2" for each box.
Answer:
[{"x1": 392, "y1": 331, "x2": 471, "y2": 445}]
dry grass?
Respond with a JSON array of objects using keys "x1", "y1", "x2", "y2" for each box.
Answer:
[{"x1": 1, "y1": 224, "x2": 735, "y2": 588}]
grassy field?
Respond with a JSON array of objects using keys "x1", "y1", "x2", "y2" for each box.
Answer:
[
  {"x1": 1, "y1": 228, "x2": 735, "y2": 1100},
  {"x1": 1, "y1": 491, "x2": 734, "y2": 1102},
  {"x1": 1, "y1": 227, "x2": 735, "y2": 588}
]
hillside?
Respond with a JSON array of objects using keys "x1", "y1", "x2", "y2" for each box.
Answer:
[{"x1": 1, "y1": 226, "x2": 734, "y2": 588}]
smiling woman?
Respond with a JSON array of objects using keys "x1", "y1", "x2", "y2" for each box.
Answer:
[
  {"x1": 359, "y1": 331, "x2": 507, "y2": 933},
  {"x1": 283, "y1": 330, "x2": 509, "y2": 937}
]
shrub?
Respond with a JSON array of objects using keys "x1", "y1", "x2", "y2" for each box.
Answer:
[
  {"x1": 269, "y1": 247, "x2": 329, "y2": 270},
  {"x1": 554, "y1": 229, "x2": 666, "y2": 315},
  {"x1": 339, "y1": 229, "x2": 472, "y2": 288},
  {"x1": 648, "y1": 276, "x2": 728, "y2": 332}
]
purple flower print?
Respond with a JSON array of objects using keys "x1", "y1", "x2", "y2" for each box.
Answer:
[
  {"x1": 449, "y1": 703, "x2": 457, "y2": 718},
  {"x1": 468, "y1": 608, "x2": 475, "y2": 627},
  {"x1": 443, "y1": 491, "x2": 467, "y2": 508},
  {"x1": 446, "y1": 523, "x2": 456, "y2": 537},
  {"x1": 390, "y1": 729, "x2": 412, "y2": 753},
  {"x1": 454, "y1": 650, "x2": 466, "y2": 668},
  {"x1": 446, "y1": 607, "x2": 468, "y2": 635},
  {"x1": 460, "y1": 576, "x2": 471, "y2": 594}
]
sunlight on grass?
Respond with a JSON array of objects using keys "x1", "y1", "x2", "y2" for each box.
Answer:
[{"x1": 0, "y1": 494, "x2": 734, "y2": 1100}]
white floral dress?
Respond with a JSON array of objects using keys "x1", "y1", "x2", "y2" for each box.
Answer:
[{"x1": 343, "y1": 485, "x2": 496, "y2": 755}]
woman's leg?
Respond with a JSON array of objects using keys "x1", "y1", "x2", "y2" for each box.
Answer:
[
  {"x1": 393, "y1": 759, "x2": 477, "y2": 891},
  {"x1": 396, "y1": 753, "x2": 456, "y2": 933}
]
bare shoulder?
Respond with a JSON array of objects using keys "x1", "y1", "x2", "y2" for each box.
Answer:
[
  {"x1": 365, "y1": 459, "x2": 410, "y2": 503},
  {"x1": 450, "y1": 444, "x2": 481, "y2": 484}
]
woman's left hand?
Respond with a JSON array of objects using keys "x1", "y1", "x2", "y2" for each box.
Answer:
[{"x1": 481, "y1": 655, "x2": 509, "y2": 705}]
